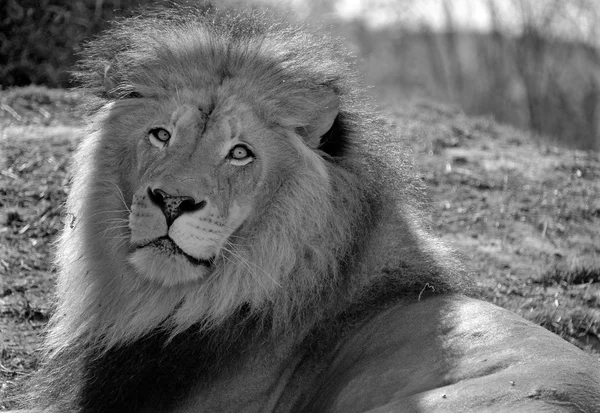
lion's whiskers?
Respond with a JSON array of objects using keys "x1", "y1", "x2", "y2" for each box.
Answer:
[
  {"x1": 220, "y1": 243, "x2": 281, "y2": 289},
  {"x1": 103, "y1": 234, "x2": 129, "y2": 241},
  {"x1": 105, "y1": 181, "x2": 132, "y2": 214},
  {"x1": 100, "y1": 218, "x2": 129, "y2": 225},
  {"x1": 102, "y1": 226, "x2": 130, "y2": 237},
  {"x1": 86, "y1": 209, "x2": 130, "y2": 220}
]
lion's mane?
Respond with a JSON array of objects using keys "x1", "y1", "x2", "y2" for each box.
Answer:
[{"x1": 27, "y1": 4, "x2": 472, "y2": 411}]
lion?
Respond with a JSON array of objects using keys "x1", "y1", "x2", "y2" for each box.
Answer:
[{"x1": 15, "y1": 4, "x2": 599, "y2": 413}]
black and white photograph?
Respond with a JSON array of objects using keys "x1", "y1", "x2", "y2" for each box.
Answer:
[{"x1": 1, "y1": 1, "x2": 599, "y2": 411}]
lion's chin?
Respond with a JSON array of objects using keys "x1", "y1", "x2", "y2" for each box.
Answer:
[{"x1": 128, "y1": 243, "x2": 214, "y2": 286}]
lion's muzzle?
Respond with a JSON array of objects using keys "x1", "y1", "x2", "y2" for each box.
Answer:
[{"x1": 140, "y1": 237, "x2": 215, "y2": 267}]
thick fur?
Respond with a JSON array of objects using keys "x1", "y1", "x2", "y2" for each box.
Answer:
[{"x1": 26, "y1": 4, "x2": 473, "y2": 412}]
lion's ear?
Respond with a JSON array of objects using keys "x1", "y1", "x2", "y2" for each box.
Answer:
[{"x1": 300, "y1": 94, "x2": 339, "y2": 148}]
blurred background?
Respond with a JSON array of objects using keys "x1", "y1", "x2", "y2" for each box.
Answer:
[{"x1": 1, "y1": 0, "x2": 599, "y2": 149}]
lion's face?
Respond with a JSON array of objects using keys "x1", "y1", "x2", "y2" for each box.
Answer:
[
  {"x1": 53, "y1": 13, "x2": 347, "y2": 345},
  {"x1": 106, "y1": 94, "x2": 285, "y2": 286}
]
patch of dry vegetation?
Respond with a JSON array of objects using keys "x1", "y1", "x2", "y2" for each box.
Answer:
[
  {"x1": 0, "y1": 88, "x2": 81, "y2": 408},
  {"x1": 0, "y1": 86, "x2": 86, "y2": 127}
]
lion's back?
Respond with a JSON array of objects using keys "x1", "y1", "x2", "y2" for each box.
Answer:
[{"x1": 301, "y1": 295, "x2": 600, "y2": 413}]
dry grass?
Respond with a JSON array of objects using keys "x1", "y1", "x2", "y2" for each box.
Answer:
[
  {"x1": 0, "y1": 88, "x2": 82, "y2": 408},
  {"x1": 0, "y1": 88, "x2": 599, "y2": 409}
]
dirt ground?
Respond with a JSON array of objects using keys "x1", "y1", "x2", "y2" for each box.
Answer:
[{"x1": 1, "y1": 87, "x2": 599, "y2": 409}]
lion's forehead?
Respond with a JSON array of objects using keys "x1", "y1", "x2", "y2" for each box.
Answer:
[
  {"x1": 132, "y1": 96, "x2": 254, "y2": 159},
  {"x1": 158, "y1": 92, "x2": 255, "y2": 131}
]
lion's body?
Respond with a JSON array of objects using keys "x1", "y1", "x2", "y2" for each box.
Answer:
[{"x1": 20, "y1": 4, "x2": 600, "y2": 413}]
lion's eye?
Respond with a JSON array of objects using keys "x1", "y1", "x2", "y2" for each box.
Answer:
[
  {"x1": 231, "y1": 145, "x2": 249, "y2": 159},
  {"x1": 228, "y1": 144, "x2": 254, "y2": 166},
  {"x1": 148, "y1": 128, "x2": 171, "y2": 147}
]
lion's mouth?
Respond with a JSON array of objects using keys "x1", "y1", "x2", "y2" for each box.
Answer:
[{"x1": 139, "y1": 237, "x2": 214, "y2": 267}]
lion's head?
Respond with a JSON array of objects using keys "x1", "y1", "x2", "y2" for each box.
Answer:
[{"x1": 40, "y1": 1, "x2": 466, "y2": 383}]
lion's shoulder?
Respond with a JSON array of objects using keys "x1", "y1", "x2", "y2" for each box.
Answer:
[{"x1": 303, "y1": 295, "x2": 600, "y2": 412}]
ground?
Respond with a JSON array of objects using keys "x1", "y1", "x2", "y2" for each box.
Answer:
[{"x1": 1, "y1": 87, "x2": 599, "y2": 409}]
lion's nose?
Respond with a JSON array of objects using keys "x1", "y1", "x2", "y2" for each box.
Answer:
[{"x1": 147, "y1": 187, "x2": 207, "y2": 226}]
